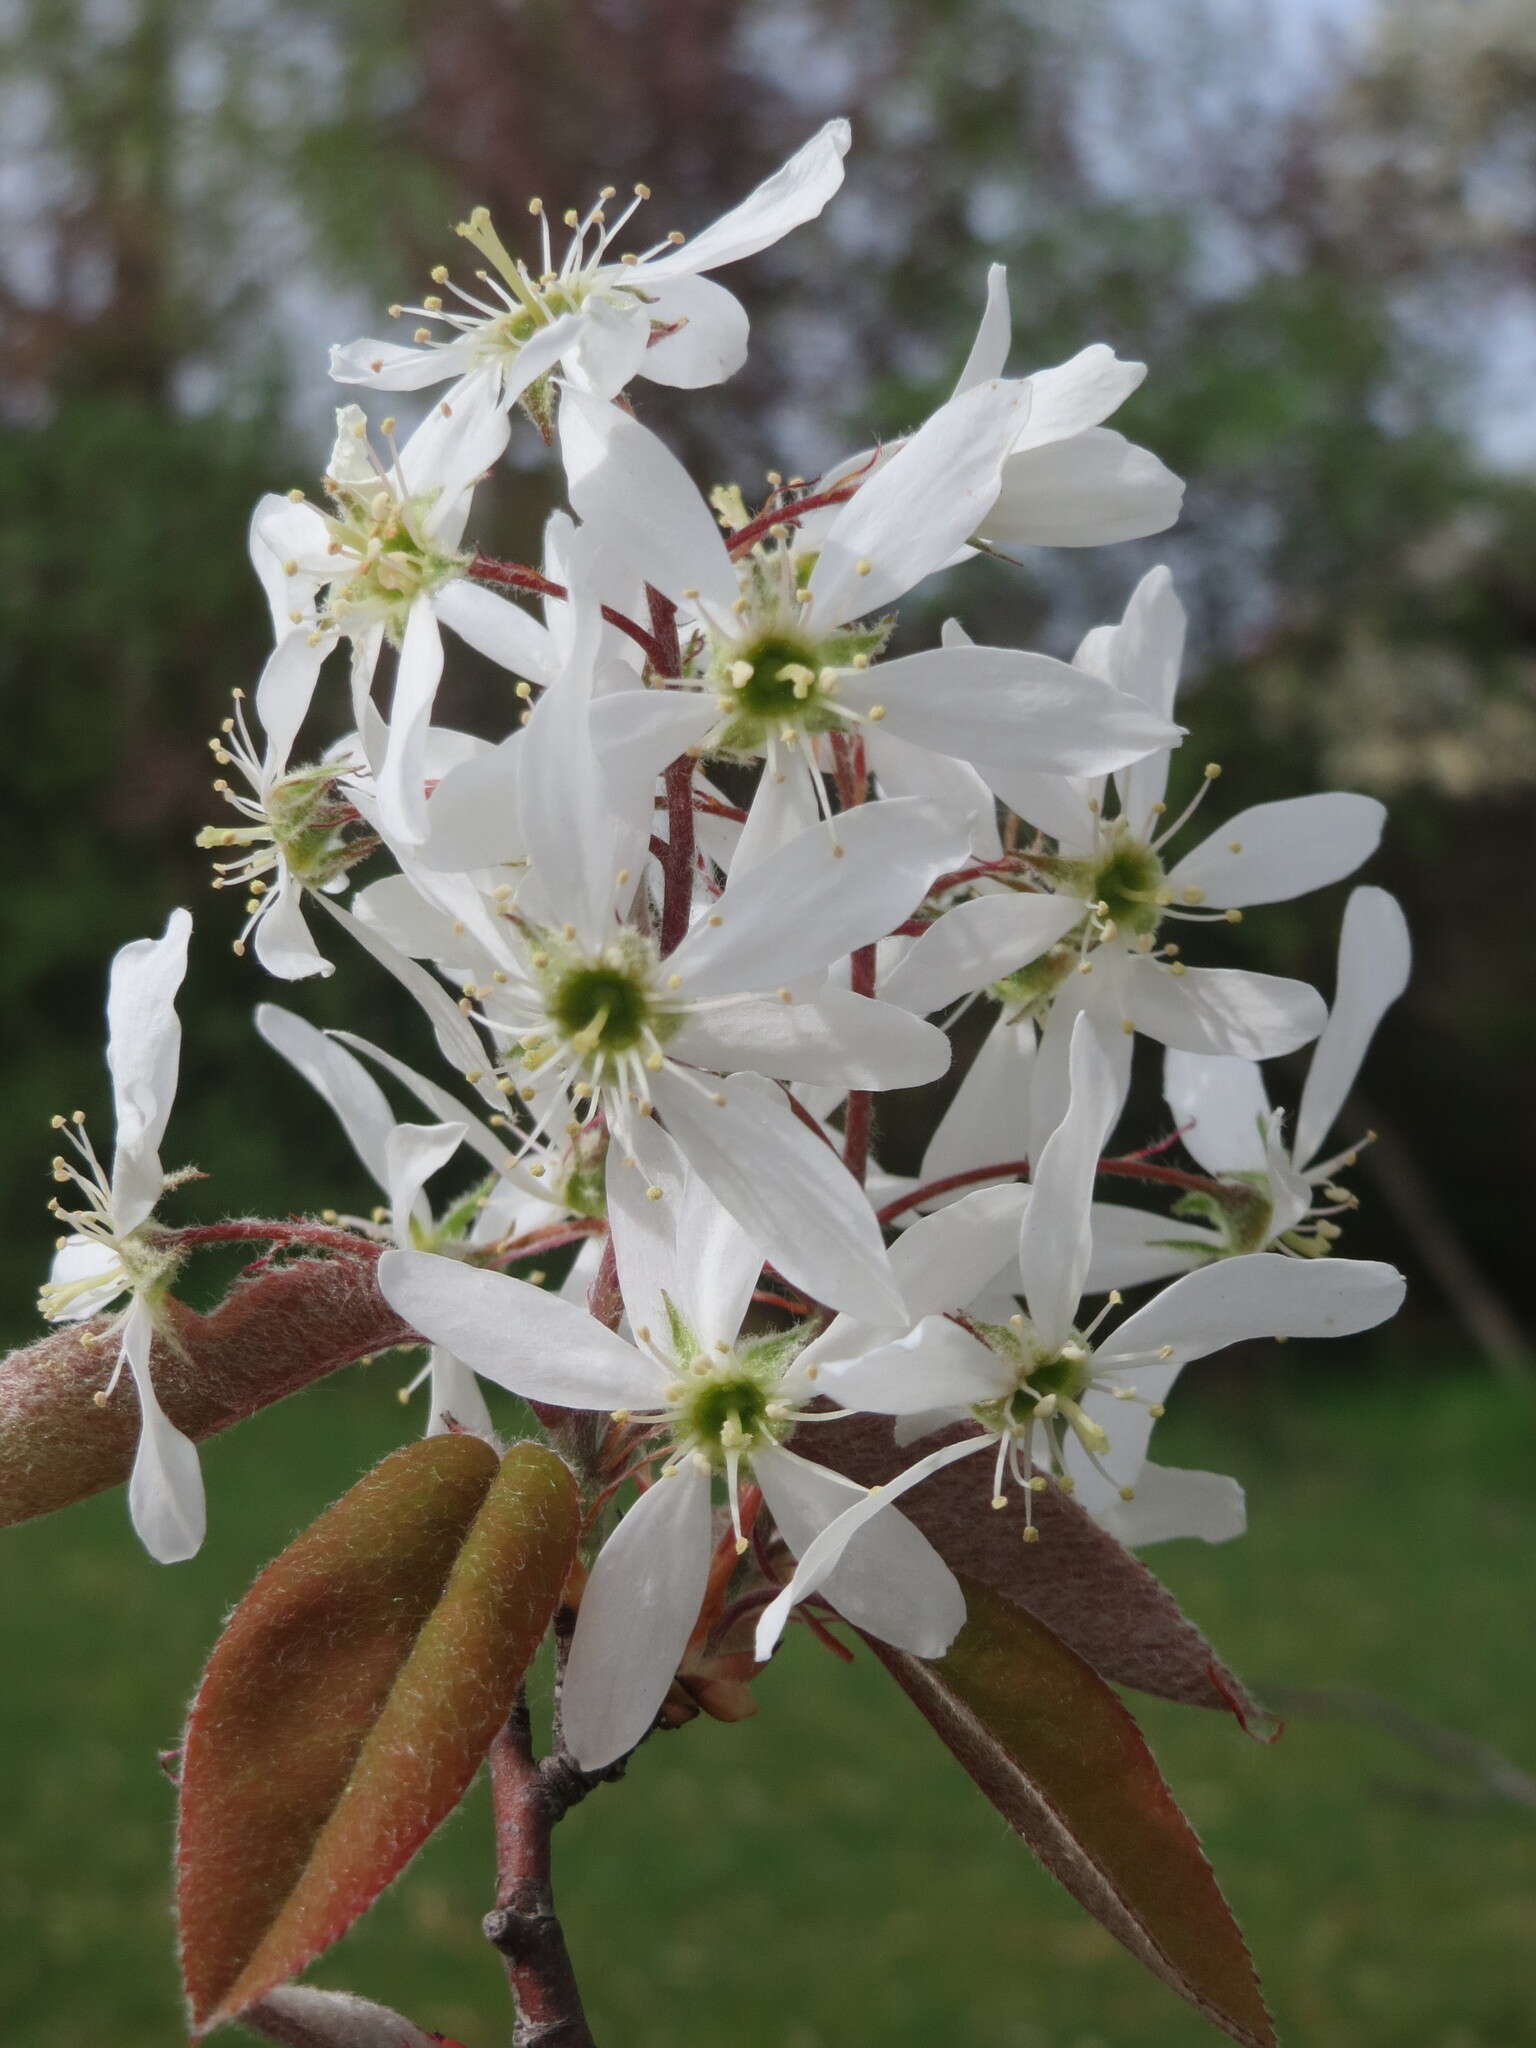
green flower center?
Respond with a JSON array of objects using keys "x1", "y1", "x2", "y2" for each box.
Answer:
[
  {"x1": 1083, "y1": 834, "x2": 1166, "y2": 938},
  {"x1": 548, "y1": 964, "x2": 654, "y2": 1055},
  {"x1": 672, "y1": 1362, "x2": 788, "y2": 1469}
]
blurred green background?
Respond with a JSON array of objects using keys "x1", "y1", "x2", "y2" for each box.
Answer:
[{"x1": 1, "y1": 1, "x2": 1533, "y2": 2042}]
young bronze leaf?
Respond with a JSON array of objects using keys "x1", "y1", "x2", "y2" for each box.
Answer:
[
  {"x1": 178, "y1": 1435, "x2": 579, "y2": 2033},
  {"x1": 1, "y1": 1248, "x2": 410, "y2": 1530},
  {"x1": 866, "y1": 1578, "x2": 1275, "y2": 2048},
  {"x1": 803, "y1": 1412, "x2": 1265, "y2": 1724}
]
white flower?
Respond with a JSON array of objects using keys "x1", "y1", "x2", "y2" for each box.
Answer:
[
  {"x1": 249, "y1": 399, "x2": 533, "y2": 847},
  {"x1": 885, "y1": 567, "x2": 1384, "y2": 1155},
  {"x1": 1089, "y1": 886, "x2": 1412, "y2": 1288},
  {"x1": 757, "y1": 1016, "x2": 1406, "y2": 1645},
  {"x1": 378, "y1": 1119, "x2": 964, "y2": 1769},
  {"x1": 329, "y1": 122, "x2": 851, "y2": 416},
  {"x1": 39, "y1": 910, "x2": 204, "y2": 1564},
  {"x1": 560, "y1": 382, "x2": 1182, "y2": 852}
]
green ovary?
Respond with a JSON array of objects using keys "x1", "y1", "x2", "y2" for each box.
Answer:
[
  {"x1": 1078, "y1": 832, "x2": 1166, "y2": 938},
  {"x1": 675, "y1": 1362, "x2": 790, "y2": 1468},
  {"x1": 549, "y1": 965, "x2": 655, "y2": 1055}
]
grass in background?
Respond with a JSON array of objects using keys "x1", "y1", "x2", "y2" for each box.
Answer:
[{"x1": 1, "y1": 1357, "x2": 1532, "y2": 2048}]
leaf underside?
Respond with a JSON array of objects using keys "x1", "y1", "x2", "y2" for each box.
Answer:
[
  {"x1": 866, "y1": 1577, "x2": 1276, "y2": 2048},
  {"x1": 178, "y1": 1434, "x2": 579, "y2": 2032}
]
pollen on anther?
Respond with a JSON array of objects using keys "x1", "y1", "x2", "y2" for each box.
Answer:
[{"x1": 645, "y1": 1185, "x2": 663, "y2": 1202}]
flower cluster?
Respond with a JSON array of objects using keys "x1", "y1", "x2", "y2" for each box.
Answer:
[{"x1": 44, "y1": 122, "x2": 1407, "y2": 1769}]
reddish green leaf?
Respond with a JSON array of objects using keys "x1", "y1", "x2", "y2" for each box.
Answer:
[
  {"x1": 804, "y1": 1414, "x2": 1265, "y2": 1724},
  {"x1": 178, "y1": 1435, "x2": 578, "y2": 2033},
  {"x1": 1, "y1": 1249, "x2": 410, "y2": 1530},
  {"x1": 866, "y1": 1577, "x2": 1276, "y2": 2048}
]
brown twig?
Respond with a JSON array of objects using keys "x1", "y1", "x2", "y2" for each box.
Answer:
[
  {"x1": 469, "y1": 552, "x2": 666, "y2": 670},
  {"x1": 875, "y1": 1152, "x2": 1235, "y2": 1226}
]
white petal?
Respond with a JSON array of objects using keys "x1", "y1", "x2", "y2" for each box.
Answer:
[
  {"x1": 1018, "y1": 1013, "x2": 1123, "y2": 1348},
  {"x1": 984, "y1": 428, "x2": 1184, "y2": 548},
  {"x1": 425, "y1": 1348, "x2": 496, "y2": 1441},
  {"x1": 1011, "y1": 345, "x2": 1148, "y2": 450},
  {"x1": 1294, "y1": 886, "x2": 1411, "y2": 1169},
  {"x1": 123, "y1": 1302, "x2": 205, "y2": 1564},
  {"x1": 562, "y1": 1463, "x2": 713, "y2": 1770},
  {"x1": 253, "y1": 630, "x2": 330, "y2": 781},
  {"x1": 867, "y1": 728, "x2": 1001, "y2": 859},
  {"x1": 256, "y1": 1004, "x2": 397, "y2": 1192},
  {"x1": 106, "y1": 908, "x2": 192, "y2": 1234},
  {"x1": 844, "y1": 644, "x2": 1181, "y2": 785},
  {"x1": 729, "y1": 759, "x2": 821, "y2": 877},
  {"x1": 820, "y1": 1316, "x2": 1008, "y2": 1413},
  {"x1": 953, "y1": 263, "x2": 1011, "y2": 392},
  {"x1": 889, "y1": 1183, "x2": 1031, "y2": 1320},
  {"x1": 378, "y1": 1249, "x2": 662, "y2": 1410},
  {"x1": 668, "y1": 799, "x2": 966, "y2": 1001},
  {"x1": 1094, "y1": 1463, "x2": 1247, "y2": 1547},
  {"x1": 329, "y1": 335, "x2": 476, "y2": 392},
  {"x1": 1107, "y1": 567, "x2": 1186, "y2": 829},
  {"x1": 638, "y1": 274, "x2": 750, "y2": 388},
  {"x1": 754, "y1": 1434, "x2": 985, "y2": 1660},
  {"x1": 883, "y1": 893, "x2": 1083, "y2": 1015},
  {"x1": 648, "y1": 1070, "x2": 904, "y2": 1325},
  {"x1": 753, "y1": 1444, "x2": 965, "y2": 1656},
  {"x1": 1163, "y1": 1051, "x2": 1271, "y2": 1178},
  {"x1": 432, "y1": 579, "x2": 559, "y2": 682},
  {"x1": 1083, "y1": 1202, "x2": 1216, "y2": 1293},
  {"x1": 45, "y1": 1239, "x2": 127, "y2": 1322},
  {"x1": 922, "y1": 1017, "x2": 1036, "y2": 1185},
  {"x1": 606, "y1": 1120, "x2": 760, "y2": 1355},
  {"x1": 317, "y1": 894, "x2": 490, "y2": 1081},
  {"x1": 807, "y1": 379, "x2": 1030, "y2": 628},
  {"x1": 588, "y1": 688, "x2": 717, "y2": 822},
  {"x1": 639, "y1": 118, "x2": 851, "y2": 279},
  {"x1": 563, "y1": 296, "x2": 651, "y2": 399},
  {"x1": 1123, "y1": 961, "x2": 1326, "y2": 1060},
  {"x1": 377, "y1": 601, "x2": 446, "y2": 847},
  {"x1": 330, "y1": 1029, "x2": 520, "y2": 1182},
  {"x1": 1098, "y1": 1251, "x2": 1407, "y2": 1374},
  {"x1": 671, "y1": 990, "x2": 950, "y2": 1089},
  {"x1": 400, "y1": 375, "x2": 512, "y2": 543},
  {"x1": 559, "y1": 387, "x2": 737, "y2": 609},
  {"x1": 417, "y1": 731, "x2": 527, "y2": 873},
  {"x1": 248, "y1": 494, "x2": 330, "y2": 637},
  {"x1": 384, "y1": 1120, "x2": 466, "y2": 1240},
  {"x1": 1166, "y1": 793, "x2": 1385, "y2": 909},
  {"x1": 251, "y1": 878, "x2": 334, "y2": 982}
]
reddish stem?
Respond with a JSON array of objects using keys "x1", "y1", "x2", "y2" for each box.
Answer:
[
  {"x1": 470, "y1": 553, "x2": 665, "y2": 670},
  {"x1": 876, "y1": 1152, "x2": 1229, "y2": 1225},
  {"x1": 843, "y1": 943, "x2": 877, "y2": 1184},
  {"x1": 725, "y1": 481, "x2": 860, "y2": 559},
  {"x1": 166, "y1": 1219, "x2": 380, "y2": 1261}
]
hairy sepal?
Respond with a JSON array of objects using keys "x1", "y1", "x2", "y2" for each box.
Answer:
[
  {"x1": 177, "y1": 1436, "x2": 579, "y2": 2032},
  {"x1": 867, "y1": 1580, "x2": 1275, "y2": 2048}
]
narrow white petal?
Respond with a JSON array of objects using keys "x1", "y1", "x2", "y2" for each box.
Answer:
[
  {"x1": 124, "y1": 1303, "x2": 205, "y2": 1564},
  {"x1": 1010, "y1": 344, "x2": 1148, "y2": 451},
  {"x1": 559, "y1": 387, "x2": 737, "y2": 608},
  {"x1": 563, "y1": 296, "x2": 652, "y2": 399},
  {"x1": 317, "y1": 894, "x2": 489, "y2": 1082},
  {"x1": 1017, "y1": 1013, "x2": 1123, "y2": 1349},
  {"x1": 638, "y1": 274, "x2": 750, "y2": 388},
  {"x1": 819, "y1": 1316, "x2": 1008, "y2": 1413},
  {"x1": 328, "y1": 336, "x2": 474, "y2": 392},
  {"x1": 807, "y1": 378, "x2": 1030, "y2": 628},
  {"x1": 425, "y1": 1349, "x2": 497, "y2": 1441},
  {"x1": 432, "y1": 579, "x2": 559, "y2": 682},
  {"x1": 377, "y1": 602, "x2": 446, "y2": 847},
  {"x1": 330, "y1": 1029, "x2": 520, "y2": 1181},
  {"x1": 562, "y1": 1463, "x2": 714, "y2": 1770},
  {"x1": 1123, "y1": 962, "x2": 1326, "y2": 1060},
  {"x1": 867, "y1": 729, "x2": 1002, "y2": 859},
  {"x1": 754, "y1": 1434, "x2": 985, "y2": 1660},
  {"x1": 384, "y1": 1120, "x2": 466, "y2": 1240},
  {"x1": 378, "y1": 1249, "x2": 662, "y2": 1409},
  {"x1": 983, "y1": 428, "x2": 1184, "y2": 548},
  {"x1": 882, "y1": 893, "x2": 1083, "y2": 1015},
  {"x1": 649, "y1": 1070, "x2": 904, "y2": 1325},
  {"x1": 1107, "y1": 566, "x2": 1186, "y2": 828},
  {"x1": 922, "y1": 1018, "x2": 1036, "y2": 1185},
  {"x1": 256, "y1": 1004, "x2": 397, "y2": 1192},
  {"x1": 1295, "y1": 886, "x2": 1411, "y2": 1169},
  {"x1": 953, "y1": 263, "x2": 1011, "y2": 392},
  {"x1": 106, "y1": 908, "x2": 192, "y2": 1234},
  {"x1": 1094, "y1": 1463, "x2": 1247, "y2": 1547},
  {"x1": 1167, "y1": 793, "x2": 1385, "y2": 909},
  {"x1": 250, "y1": 878, "x2": 333, "y2": 981},
  {"x1": 889, "y1": 1183, "x2": 1030, "y2": 1320},
  {"x1": 401, "y1": 375, "x2": 512, "y2": 542},
  {"x1": 638, "y1": 118, "x2": 851, "y2": 279},
  {"x1": 753, "y1": 1445, "x2": 965, "y2": 1656},
  {"x1": 670, "y1": 991, "x2": 950, "y2": 1089},
  {"x1": 1083, "y1": 1202, "x2": 1216, "y2": 1293},
  {"x1": 1163, "y1": 1051, "x2": 1271, "y2": 1178},
  {"x1": 253, "y1": 631, "x2": 330, "y2": 781},
  {"x1": 1098, "y1": 1251, "x2": 1407, "y2": 1373},
  {"x1": 667, "y1": 799, "x2": 966, "y2": 1001},
  {"x1": 417, "y1": 731, "x2": 527, "y2": 873}
]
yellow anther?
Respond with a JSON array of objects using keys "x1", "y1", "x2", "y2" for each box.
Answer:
[
  {"x1": 645, "y1": 1184, "x2": 664, "y2": 1202},
  {"x1": 1022, "y1": 1526, "x2": 1041, "y2": 1544}
]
